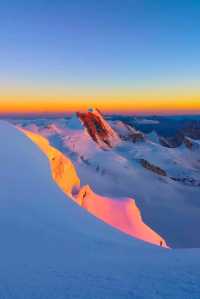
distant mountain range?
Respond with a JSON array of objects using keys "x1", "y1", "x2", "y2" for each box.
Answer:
[{"x1": 9, "y1": 109, "x2": 200, "y2": 248}]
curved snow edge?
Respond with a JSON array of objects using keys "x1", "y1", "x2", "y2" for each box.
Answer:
[{"x1": 18, "y1": 126, "x2": 169, "y2": 248}]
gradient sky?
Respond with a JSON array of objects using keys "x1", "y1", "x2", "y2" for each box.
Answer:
[{"x1": 1, "y1": 0, "x2": 200, "y2": 114}]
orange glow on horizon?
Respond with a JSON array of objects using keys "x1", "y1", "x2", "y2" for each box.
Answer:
[{"x1": 1, "y1": 89, "x2": 200, "y2": 115}]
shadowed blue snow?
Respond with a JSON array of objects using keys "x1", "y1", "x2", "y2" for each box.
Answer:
[{"x1": 0, "y1": 121, "x2": 200, "y2": 298}]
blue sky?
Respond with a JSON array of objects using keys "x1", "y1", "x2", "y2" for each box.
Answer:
[{"x1": 0, "y1": 1, "x2": 200, "y2": 113}]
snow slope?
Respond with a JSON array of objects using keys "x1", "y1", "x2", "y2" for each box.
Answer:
[
  {"x1": 76, "y1": 185, "x2": 167, "y2": 246},
  {"x1": 147, "y1": 130, "x2": 160, "y2": 144},
  {"x1": 110, "y1": 120, "x2": 145, "y2": 142},
  {"x1": 20, "y1": 127, "x2": 167, "y2": 247},
  {"x1": 16, "y1": 115, "x2": 200, "y2": 248},
  {"x1": 67, "y1": 113, "x2": 84, "y2": 130},
  {"x1": 19, "y1": 127, "x2": 81, "y2": 196},
  {"x1": 1, "y1": 122, "x2": 200, "y2": 298}
]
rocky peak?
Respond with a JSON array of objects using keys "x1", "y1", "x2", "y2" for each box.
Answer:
[
  {"x1": 111, "y1": 121, "x2": 144, "y2": 143},
  {"x1": 159, "y1": 132, "x2": 184, "y2": 148},
  {"x1": 182, "y1": 121, "x2": 200, "y2": 139},
  {"x1": 77, "y1": 109, "x2": 121, "y2": 149}
]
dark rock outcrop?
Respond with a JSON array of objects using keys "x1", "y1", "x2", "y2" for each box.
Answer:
[
  {"x1": 182, "y1": 121, "x2": 200, "y2": 140},
  {"x1": 159, "y1": 132, "x2": 184, "y2": 148},
  {"x1": 130, "y1": 130, "x2": 145, "y2": 143},
  {"x1": 77, "y1": 109, "x2": 120, "y2": 149},
  {"x1": 171, "y1": 176, "x2": 200, "y2": 187},
  {"x1": 139, "y1": 159, "x2": 167, "y2": 176},
  {"x1": 111, "y1": 121, "x2": 144, "y2": 143},
  {"x1": 183, "y1": 137, "x2": 193, "y2": 149}
]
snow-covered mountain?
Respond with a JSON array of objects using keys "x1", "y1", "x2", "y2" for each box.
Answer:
[
  {"x1": 20, "y1": 126, "x2": 167, "y2": 247},
  {"x1": 77, "y1": 108, "x2": 121, "y2": 149},
  {"x1": 14, "y1": 111, "x2": 200, "y2": 248},
  {"x1": 1, "y1": 120, "x2": 200, "y2": 298},
  {"x1": 110, "y1": 120, "x2": 145, "y2": 142}
]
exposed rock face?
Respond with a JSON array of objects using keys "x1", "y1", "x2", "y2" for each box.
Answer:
[
  {"x1": 158, "y1": 121, "x2": 200, "y2": 149},
  {"x1": 77, "y1": 109, "x2": 121, "y2": 149},
  {"x1": 110, "y1": 121, "x2": 144, "y2": 143},
  {"x1": 183, "y1": 137, "x2": 193, "y2": 149},
  {"x1": 159, "y1": 133, "x2": 184, "y2": 148},
  {"x1": 128, "y1": 128, "x2": 145, "y2": 143},
  {"x1": 170, "y1": 176, "x2": 200, "y2": 187},
  {"x1": 139, "y1": 158, "x2": 200, "y2": 186},
  {"x1": 182, "y1": 121, "x2": 200, "y2": 139},
  {"x1": 139, "y1": 159, "x2": 167, "y2": 177},
  {"x1": 159, "y1": 132, "x2": 200, "y2": 150}
]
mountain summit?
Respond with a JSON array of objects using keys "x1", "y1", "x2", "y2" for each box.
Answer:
[{"x1": 77, "y1": 108, "x2": 121, "y2": 149}]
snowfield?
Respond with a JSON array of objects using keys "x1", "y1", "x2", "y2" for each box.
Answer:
[
  {"x1": 16, "y1": 111, "x2": 200, "y2": 248},
  {"x1": 20, "y1": 127, "x2": 167, "y2": 247},
  {"x1": 0, "y1": 121, "x2": 200, "y2": 298}
]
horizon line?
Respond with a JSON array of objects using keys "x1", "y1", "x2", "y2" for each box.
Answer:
[{"x1": 1, "y1": 110, "x2": 200, "y2": 118}]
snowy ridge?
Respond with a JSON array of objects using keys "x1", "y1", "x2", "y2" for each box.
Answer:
[
  {"x1": 19, "y1": 127, "x2": 80, "y2": 196},
  {"x1": 20, "y1": 126, "x2": 167, "y2": 247},
  {"x1": 110, "y1": 120, "x2": 145, "y2": 142},
  {"x1": 1, "y1": 121, "x2": 200, "y2": 298},
  {"x1": 77, "y1": 108, "x2": 121, "y2": 149},
  {"x1": 15, "y1": 114, "x2": 200, "y2": 248},
  {"x1": 76, "y1": 185, "x2": 167, "y2": 246}
]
